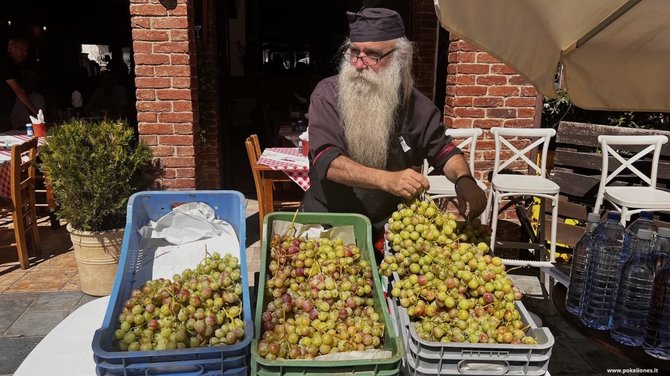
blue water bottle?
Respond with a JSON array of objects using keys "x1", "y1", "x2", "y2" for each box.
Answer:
[
  {"x1": 26, "y1": 123, "x2": 33, "y2": 137},
  {"x1": 610, "y1": 228, "x2": 656, "y2": 346},
  {"x1": 565, "y1": 212, "x2": 601, "y2": 315},
  {"x1": 580, "y1": 211, "x2": 625, "y2": 330}
]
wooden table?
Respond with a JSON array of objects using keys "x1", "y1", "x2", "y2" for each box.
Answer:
[
  {"x1": 0, "y1": 131, "x2": 47, "y2": 198},
  {"x1": 0, "y1": 131, "x2": 58, "y2": 228},
  {"x1": 256, "y1": 147, "x2": 309, "y2": 221},
  {"x1": 552, "y1": 283, "x2": 670, "y2": 373},
  {"x1": 257, "y1": 148, "x2": 310, "y2": 191}
]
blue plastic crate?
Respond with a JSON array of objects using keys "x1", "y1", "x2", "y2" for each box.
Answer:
[{"x1": 92, "y1": 191, "x2": 253, "y2": 376}]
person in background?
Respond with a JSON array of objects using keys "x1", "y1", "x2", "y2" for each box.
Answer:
[
  {"x1": 0, "y1": 38, "x2": 38, "y2": 132},
  {"x1": 302, "y1": 8, "x2": 487, "y2": 239},
  {"x1": 85, "y1": 70, "x2": 128, "y2": 120},
  {"x1": 10, "y1": 70, "x2": 45, "y2": 130}
]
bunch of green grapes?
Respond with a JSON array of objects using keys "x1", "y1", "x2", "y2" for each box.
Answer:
[
  {"x1": 380, "y1": 198, "x2": 536, "y2": 345},
  {"x1": 114, "y1": 252, "x2": 245, "y2": 351},
  {"x1": 257, "y1": 235, "x2": 385, "y2": 360}
]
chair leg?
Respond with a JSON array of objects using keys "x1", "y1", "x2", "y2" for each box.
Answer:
[
  {"x1": 593, "y1": 194, "x2": 603, "y2": 216},
  {"x1": 12, "y1": 211, "x2": 29, "y2": 270},
  {"x1": 481, "y1": 189, "x2": 492, "y2": 226},
  {"x1": 489, "y1": 191, "x2": 500, "y2": 253},
  {"x1": 483, "y1": 187, "x2": 494, "y2": 226},
  {"x1": 549, "y1": 195, "x2": 559, "y2": 263},
  {"x1": 620, "y1": 207, "x2": 628, "y2": 226},
  {"x1": 29, "y1": 204, "x2": 41, "y2": 255}
]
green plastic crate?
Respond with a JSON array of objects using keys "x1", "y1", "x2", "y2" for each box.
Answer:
[{"x1": 251, "y1": 212, "x2": 403, "y2": 376}]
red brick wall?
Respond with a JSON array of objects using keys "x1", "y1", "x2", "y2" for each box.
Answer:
[
  {"x1": 444, "y1": 38, "x2": 539, "y2": 220},
  {"x1": 410, "y1": 0, "x2": 438, "y2": 99},
  {"x1": 444, "y1": 38, "x2": 538, "y2": 178},
  {"x1": 130, "y1": 0, "x2": 199, "y2": 190}
]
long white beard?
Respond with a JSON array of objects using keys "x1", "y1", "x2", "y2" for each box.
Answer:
[{"x1": 337, "y1": 57, "x2": 404, "y2": 169}]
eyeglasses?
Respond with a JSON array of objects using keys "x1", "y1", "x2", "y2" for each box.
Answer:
[{"x1": 343, "y1": 48, "x2": 396, "y2": 66}]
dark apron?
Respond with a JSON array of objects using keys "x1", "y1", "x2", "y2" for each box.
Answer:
[{"x1": 303, "y1": 108, "x2": 419, "y2": 239}]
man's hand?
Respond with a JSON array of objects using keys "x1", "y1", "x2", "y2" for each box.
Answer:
[
  {"x1": 454, "y1": 175, "x2": 487, "y2": 220},
  {"x1": 383, "y1": 169, "x2": 430, "y2": 200}
]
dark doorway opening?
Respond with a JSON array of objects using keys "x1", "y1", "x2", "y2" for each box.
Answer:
[
  {"x1": 220, "y1": 0, "x2": 413, "y2": 193},
  {"x1": 0, "y1": 0, "x2": 135, "y2": 129}
]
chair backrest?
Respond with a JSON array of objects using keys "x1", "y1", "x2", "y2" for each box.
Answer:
[
  {"x1": 597, "y1": 135, "x2": 669, "y2": 192},
  {"x1": 245, "y1": 134, "x2": 264, "y2": 206},
  {"x1": 490, "y1": 127, "x2": 556, "y2": 179},
  {"x1": 10, "y1": 138, "x2": 38, "y2": 213},
  {"x1": 423, "y1": 127, "x2": 483, "y2": 175}
]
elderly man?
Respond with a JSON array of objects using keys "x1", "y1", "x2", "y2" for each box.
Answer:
[
  {"x1": 0, "y1": 38, "x2": 38, "y2": 131},
  {"x1": 303, "y1": 8, "x2": 487, "y2": 237}
]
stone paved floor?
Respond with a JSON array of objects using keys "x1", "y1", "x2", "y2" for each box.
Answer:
[{"x1": 0, "y1": 199, "x2": 663, "y2": 376}]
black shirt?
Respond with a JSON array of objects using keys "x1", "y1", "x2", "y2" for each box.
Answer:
[{"x1": 302, "y1": 75, "x2": 461, "y2": 236}]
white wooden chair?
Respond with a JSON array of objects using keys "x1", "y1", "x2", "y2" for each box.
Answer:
[
  {"x1": 422, "y1": 127, "x2": 490, "y2": 223},
  {"x1": 593, "y1": 135, "x2": 670, "y2": 225},
  {"x1": 488, "y1": 127, "x2": 559, "y2": 267}
]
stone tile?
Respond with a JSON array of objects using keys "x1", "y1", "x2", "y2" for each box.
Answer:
[
  {"x1": 245, "y1": 199, "x2": 259, "y2": 218},
  {"x1": 73, "y1": 293, "x2": 98, "y2": 310},
  {"x1": 8, "y1": 268, "x2": 76, "y2": 292},
  {"x1": 4, "y1": 309, "x2": 70, "y2": 337},
  {"x1": 61, "y1": 273, "x2": 81, "y2": 291},
  {"x1": 574, "y1": 340, "x2": 643, "y2": 374},
  {"x1": 31, "y1": 252, "x2": 77, "y2": 272},
  {"x1": 547, "y1": 340, "x2": 597, "y2": 375},
  {"x1": 246, "y1": 246, "x2": 261, "y2": 287},
  {"x1": 0, "y1": 293, "x2": 37, "y2": 334},
  {"x1": 30, "y1": 291, "x2": 84, "y2": 312},
  {"x1": 0, "y1": 336, "x2": 43, "y2": 375},
  {"x1": 0, "y1": 269, "x2": 27, "y2": 290}
]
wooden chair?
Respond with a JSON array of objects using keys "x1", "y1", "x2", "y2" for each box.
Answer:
[
  {"x1": 0, "y1": 138, "x2": 41, "y2": 269},
  {"x1": 245, "y1": 135, "x2": 302, "y2": 242}
]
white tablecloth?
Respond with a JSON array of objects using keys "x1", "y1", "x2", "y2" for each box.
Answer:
[{"x1": 14, "y1": 296, "x2": 109, "y2": 376}]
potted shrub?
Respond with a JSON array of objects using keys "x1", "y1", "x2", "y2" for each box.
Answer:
[{"x1": 40, "y1": 119, "x2": 153, "y2": 296}]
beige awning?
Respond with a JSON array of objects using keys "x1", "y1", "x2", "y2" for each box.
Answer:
[{"x1": 434, "y1": 0, "x2": 670, "y2": 112}]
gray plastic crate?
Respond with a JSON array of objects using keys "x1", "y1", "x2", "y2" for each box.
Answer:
[{"x1": 391, "y1": 297, "x2": 553, "y2": 376}]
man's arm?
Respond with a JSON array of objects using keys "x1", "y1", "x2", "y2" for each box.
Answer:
[
  {"x1": 327, "y1": 155, "x2": 429, "y2": 199},
  {"x1": 6, "y1": 79, "x2": 37, "y2": 116},
  {"x1": 441, "y1": 153, "x2": 472, "y2": 182},
  {"x1": 442, "y1": 153, "x2": 487, "y2": 219}
]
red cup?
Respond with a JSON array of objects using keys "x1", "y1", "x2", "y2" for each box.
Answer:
[
  {"x1": 301, "y1": 140, "x2": 309, "y2": 156},
  {"x1": 33, "y1": 123, "x2": 48, "y2": 137}
]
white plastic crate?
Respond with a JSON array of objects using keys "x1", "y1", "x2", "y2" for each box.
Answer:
[{"x1": 389, "y1": 297, "x2": 553, "y2": 376}]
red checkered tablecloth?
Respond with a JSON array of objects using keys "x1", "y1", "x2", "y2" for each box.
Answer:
[
  {"x1": 257, "y1": 147, "x2": 310, "y2": 191},
  {"x1": 0, "y1": 131, "x2": 47, "y2": 198}
]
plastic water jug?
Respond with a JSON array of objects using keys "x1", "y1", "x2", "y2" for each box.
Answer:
[
  {"x1": 580, "y1": 211, "x2": 625, "y2": 330},
  {"x1": 643, "y1": 228, "x2": 670, "y2": 359},
  {"x1": 610, "y1": 229, "x2": 655, "y2": 346},
  {"x1": 565, "y1": 212, "x2": 601, "y2": 315}
]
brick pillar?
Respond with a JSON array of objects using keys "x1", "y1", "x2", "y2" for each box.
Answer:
[
  {"x1": 410, "y1": 0, "x2": 438, "y2": 99},
  {"x1": 444, "y1": 38, "x2": 538, "y2": 220},
  {"x1": 196, "y1": 0, "x2": 224, "y2": 189},
  {"x1": 130, "y1": 0, "x2": 199, "y2": 190}
]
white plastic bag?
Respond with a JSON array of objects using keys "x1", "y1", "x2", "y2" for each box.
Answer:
[{"x1": 134, "y1": 202, "x2": 240, "y2": 286}]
